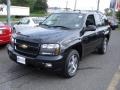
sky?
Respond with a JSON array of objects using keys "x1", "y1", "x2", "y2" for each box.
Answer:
[{"x1": 48, "y1": 0, "x2": 111, "y2": 12}]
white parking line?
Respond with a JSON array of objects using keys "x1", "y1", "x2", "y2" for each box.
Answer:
[{"x1": 107, "y1": 66, "x2": 120, "y2": 90}]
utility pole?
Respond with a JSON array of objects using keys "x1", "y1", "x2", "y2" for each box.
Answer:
[
  {"x1": 66, "y1": 0, "x2": 68, "y2": 10},
  {"x1": 97, "y1": 0, "x2": 100, "y2": 11},
  {"x1": 74, "y1": 0, "x2": 77, "y2": 10},
  {"x1": 7, "y1": 0, "x2": 11, "y2": 26}
]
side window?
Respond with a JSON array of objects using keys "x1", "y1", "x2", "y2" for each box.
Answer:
[
  {"x1": 100, "y1": 14, "x2": 109, "y2": 26},
  {"x1": 86, "y1": 14, "x2": 95, "y2": 27},
  {"x1": 94, "y1": 14, "x2": 102, "y2": 27}
]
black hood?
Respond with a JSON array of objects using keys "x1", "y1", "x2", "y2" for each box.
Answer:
[{"x1": 17, "y1": 27, "x2": 75, "y2": 43}]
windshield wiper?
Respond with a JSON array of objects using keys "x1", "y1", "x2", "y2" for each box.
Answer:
[
  {"x1": 51, "y1": 25, "x2": 71, "y2": 30},
  {"x1": 41, "y1": 24, "x2": 52, "y2": 27}
]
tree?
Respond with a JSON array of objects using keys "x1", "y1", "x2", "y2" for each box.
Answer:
[
  {"x1": 116, "y1": 11, "x2": 120, "y2": 21},
  {"x1": 27, "y1": 0, "x2": 37, "y2": 12},
  {"x1": 0, "y1": 0, "x2": 7, "y2": 4},
  {"x1": 33, "y1": 0, "x2": 48, "y2": 12},
  {"x1": 11, "y1": 0, "x2": 29, "y2": 6},
  {"x1": 104, "y1": 8, "x2": 113, "y2": 16}
]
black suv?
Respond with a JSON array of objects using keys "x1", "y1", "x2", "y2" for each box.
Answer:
[{"x1": 8, "y1": 11, "x2": 111, "y2": 78}]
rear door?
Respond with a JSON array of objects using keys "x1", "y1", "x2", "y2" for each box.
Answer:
[{"x1": 94, "y1": 13, "x2": 110, "y2": 47}]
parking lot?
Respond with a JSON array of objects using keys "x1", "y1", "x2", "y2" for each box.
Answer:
[{"x1": 0, "y1": 30, "x2": 120, "y2": 90}]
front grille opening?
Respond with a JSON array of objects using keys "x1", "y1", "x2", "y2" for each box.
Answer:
[{"x1": 14, "y1": 39, "x2": 40, "y2": 57}]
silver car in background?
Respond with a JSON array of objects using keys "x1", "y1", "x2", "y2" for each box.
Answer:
[
  {"x1": 13, "y1": 17, "x2": 46, "y2": 33},
  {"x1": 107, "y1": 16, "x2": 119, "y2": 30}
]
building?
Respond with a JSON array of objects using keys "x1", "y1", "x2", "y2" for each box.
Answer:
[{"x1": 0, "y1": 4, "x2": 30, "y2": 16}]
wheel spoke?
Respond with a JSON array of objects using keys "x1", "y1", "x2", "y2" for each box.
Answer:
[
  {"x1": 68, "y1": 54, "x2": 78, "y2": 74},
  {"x1": 72, "y1": 55, "x2": 75, "y2": 61},
  {"x1": 68, "y1": 66, "x2": 73, "y2": 73}
]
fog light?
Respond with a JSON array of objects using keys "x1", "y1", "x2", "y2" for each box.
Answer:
[{"x1": 45, "y1": 63, "x2": 52, "y2": 68}]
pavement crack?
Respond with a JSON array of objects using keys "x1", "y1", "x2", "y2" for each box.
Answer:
[
  {"x1": 0, "y1": 67, "x2": 35, "y2": 86},
  {"x1": 0, "y1": 71, "x2": 32, "y2": 85}
]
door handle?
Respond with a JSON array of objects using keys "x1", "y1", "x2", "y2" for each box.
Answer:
[{"x1": 84, "y1": 37, "x2": 89, "y2": 40}]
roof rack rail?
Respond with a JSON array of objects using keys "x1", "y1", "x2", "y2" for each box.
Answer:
[
  {"x1": 73, "y1": 10, "x2": 81, "y2": 11},
  {"x1": 73, "y1": 10, "x2": 102, "y2": 13}
]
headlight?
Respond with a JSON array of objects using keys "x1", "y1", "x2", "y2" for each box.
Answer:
[
  {"x1": 10, "y1": 37, "x2": 16, "y2": 46},
  {"x1": 40, "y1": 44, "x2": 60, "y2": 55}
]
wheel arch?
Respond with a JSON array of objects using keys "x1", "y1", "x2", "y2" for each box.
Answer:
[{"x1": 64, "y1": 42, "x2": 83, "y2": 59}]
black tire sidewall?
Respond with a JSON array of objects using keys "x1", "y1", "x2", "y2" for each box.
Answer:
[{"x1": 98, "y1": 38, "x2": 108, "y2": 54}]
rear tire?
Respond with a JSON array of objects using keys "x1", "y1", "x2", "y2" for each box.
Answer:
[
  {"x1": 97, "y1": 38, "x2": 108, "y2": 54},
  {"x1": 63, "y1": 49, "x2": 80, "y2": 78}
]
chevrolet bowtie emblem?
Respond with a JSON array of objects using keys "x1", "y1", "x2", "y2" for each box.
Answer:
[{"x1": 20, "y1": 44, "x2": 28, "y2": 49}]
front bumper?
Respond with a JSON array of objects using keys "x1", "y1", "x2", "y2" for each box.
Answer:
[{"x1": 7, "y1": 45, "x2": 65, "y2": 71}]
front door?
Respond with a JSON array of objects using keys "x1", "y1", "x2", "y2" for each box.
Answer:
[{"x1": 82, "y1": 14, "x2": 98, "y2": 56}]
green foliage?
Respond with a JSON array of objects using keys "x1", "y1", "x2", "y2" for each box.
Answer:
[
  {"x1": 104, "y1": 8, "x2": 113, "y2": 16},
  {"x1": 0, "y1": 0, "x2": 7, "y2": 4},
  {"x1": 31, "y1": 11, "x2": 47, "y2": 17},
  {"x1": 27, "y1": 0, "x2": 37, "y2": 12},
  {"x1": 116, "y1": 11, "x2": 120, "y2": 21},
  {"x1": 11, "y1": 0, "x2": 29, "y2": 6},
  {"x1": 33, "y1": 0, "x2": 48, "y2": 12}
]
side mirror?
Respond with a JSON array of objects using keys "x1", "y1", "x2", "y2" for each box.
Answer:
[
  {"x1": 39, "y1": 22, "x2": 43, "y2": 26},
  {"x1": 80, "y1": 25, "x2": 96, "y2": 35},
  {"x1": 85, "y1": 25, "x2": 96, "y2": 31}
]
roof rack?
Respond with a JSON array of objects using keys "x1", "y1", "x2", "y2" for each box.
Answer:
[{"x1": 73, "y1": 10, "x2": 102, "y2": 13}]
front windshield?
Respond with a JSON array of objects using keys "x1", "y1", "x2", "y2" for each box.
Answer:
[
  {"x1": 33, "y1": 17, "x2": 46, "y2": 24},
  {"x1": 42, "y1": 13, "x2": 84, "y2": 29}
]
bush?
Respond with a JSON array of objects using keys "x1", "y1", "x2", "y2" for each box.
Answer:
[{"x1": 116, "y1": 11, "x2": 120, "y2": 21}]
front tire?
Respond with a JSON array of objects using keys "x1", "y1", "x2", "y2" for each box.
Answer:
[{"x1": 63, "y1": 49, "x2": 80, "y2": 78}]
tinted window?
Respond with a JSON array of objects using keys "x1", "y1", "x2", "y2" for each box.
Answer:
[
  {"x1": 19, "y1": 18, "x2": 30, "y2": 24},
  {"x1": 94, "y1": 14, "x2": 103, "y2": 27},
  {"x1": 99, "y1": 13, "x2": 108, "y2": 26},
  {"x1": 86, "y1": 14, "x2": 95, "y2": 26}
]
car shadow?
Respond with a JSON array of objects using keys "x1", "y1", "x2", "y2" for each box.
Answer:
[{"x1": 0, "y1": 44, "x2": 7, "y2": 50}]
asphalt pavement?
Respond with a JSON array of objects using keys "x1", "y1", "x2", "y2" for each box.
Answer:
[{"x1": 0, "y1": 30, "x2": 120, "y2": 90}]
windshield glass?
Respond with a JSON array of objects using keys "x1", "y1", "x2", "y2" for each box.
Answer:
[
  {"x1": 42, "y1": 13, "x2": 84, "y2": 29},
  {"x1": 33, "y1": 17, "x2": 46, "y2": 24},
  {"x1": 19, "y1": 18, "x2": 30, "y2": 24}
]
